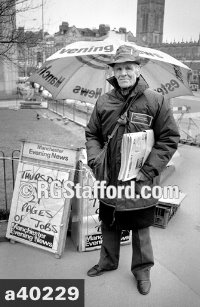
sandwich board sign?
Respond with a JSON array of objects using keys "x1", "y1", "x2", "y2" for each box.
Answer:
[
  {"x1": 6, "y1": 140, "x2": 82, "y2": 258},
  {"x1": 71, "y1": 150, "x2": 132, "y2": 252}
]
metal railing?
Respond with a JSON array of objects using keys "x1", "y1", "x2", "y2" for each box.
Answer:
[
  {"x1": 47, "y1": 99, "x2": 200, "y2": 146},
  {"x1": 173, "y1": 106, "x2": 200, "y2": 146},
  {"x1": 0, "y1": 150, "x2": 20, "y2": 213},
  {"x1": 48, "y1": 99, "x2": 94, "y2": 127}
]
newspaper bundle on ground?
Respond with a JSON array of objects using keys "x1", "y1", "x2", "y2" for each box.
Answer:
[{"x1": 118, "y1": 129, "x2": 154, "y2": 181}]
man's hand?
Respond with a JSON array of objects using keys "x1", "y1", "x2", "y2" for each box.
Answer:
[
  {"x1": 135, "y1": 171, "x2": 149, "y2": 181},
  {"x1": 88, "y1": 159, "x2": 95, "y2": 169}
]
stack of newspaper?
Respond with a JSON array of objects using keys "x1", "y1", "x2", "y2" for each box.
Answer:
[{"x1": 118, "y1": 129, "x2": 154, "y2": 181}]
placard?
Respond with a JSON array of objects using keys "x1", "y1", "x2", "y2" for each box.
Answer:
[
  {"x1": 21, "y1": 141, "x2": 79, "y2": 167},
  {"x1": 6, "y1": 141, "x2": 81, "y2": 258},
  {"x1": 71, "y1": 153, "x2": 131, "y2": 252}
]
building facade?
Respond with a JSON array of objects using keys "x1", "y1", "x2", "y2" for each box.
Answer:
[
  {"x1": 17, "y1": 23, "x2": 136, "y2": 77},
  {"x1": 136, "y1": 0, "x2": 165, "y2": 45},
  {"x1": 0, "y1": 0, "x2": 18, "y2": 99},
  {"x1": 136, "y1": 0, "x2": 200, "y2": 89},
  {"x1": 152, "y1": 40, "x2": 200, "y2": 89}
]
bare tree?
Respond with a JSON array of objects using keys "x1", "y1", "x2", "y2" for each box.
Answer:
[{"x1": 0, "y1": 0, "x2": 41, "y2": 62}]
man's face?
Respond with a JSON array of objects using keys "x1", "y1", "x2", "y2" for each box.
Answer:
[{"x1": 113, "y1": 62, "x2": 140, "y2": 88}]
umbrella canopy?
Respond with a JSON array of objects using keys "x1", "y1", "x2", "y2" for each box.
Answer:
[{"x1": 29, "y1": 39, "x2": 192, "y2": 104}]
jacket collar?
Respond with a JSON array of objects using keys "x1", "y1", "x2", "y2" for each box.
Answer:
[{"x1": 107, "y1": 76, "x2": 149, "y2": 99}]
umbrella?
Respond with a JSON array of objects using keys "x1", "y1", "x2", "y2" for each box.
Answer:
[{"x1": 28, "y1": 39, "x2": 192, "y2": 104}]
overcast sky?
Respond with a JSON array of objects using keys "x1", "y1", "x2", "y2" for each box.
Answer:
[{"x1": 17, "y1": 0, "x2": 200, "y2": 43}]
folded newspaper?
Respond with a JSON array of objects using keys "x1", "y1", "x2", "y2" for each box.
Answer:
[{"x1": 118, "y1": 130, "x2": 154, "y2": 181}]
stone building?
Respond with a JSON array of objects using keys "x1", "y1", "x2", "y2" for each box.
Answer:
[
  {"x1": 136, "y1": 0, "x2": 200, "y2": 89},
  {"x1": 136, "y1": 0, "x2": 165, "y2": 45},
  {"x1": 53, "y1": 22, "x2": 135, "y2": 47},
  {"x1": 153, "y1": 39, "x2": 200, "y2": 89},
  {"x1": 17, "y1": 22, "x2": 136, "y2": 77}
]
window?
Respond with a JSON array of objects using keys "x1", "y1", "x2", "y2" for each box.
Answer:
[
  {"x1": 142, "y1": 13, "x2": 148, "y2": 32},
  {"x1": 154, "y1": 14, "x2": 159, "y2": 31}
]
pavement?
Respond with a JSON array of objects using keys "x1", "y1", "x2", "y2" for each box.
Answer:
[
  {"x1": 0, "y1": 144, "x2": 200, "y2": 307},
  {"x1": 0, "y1": 97, "x2": 200, "y2": 307}
]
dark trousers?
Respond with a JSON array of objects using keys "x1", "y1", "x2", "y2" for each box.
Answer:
[{"x1": 98, "y1": 222, "x2": 154, "y2": 280}]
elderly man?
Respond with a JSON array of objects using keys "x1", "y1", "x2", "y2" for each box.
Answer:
[{"x1": 85, "y1": 45, "x2": 180, "y2": 295}]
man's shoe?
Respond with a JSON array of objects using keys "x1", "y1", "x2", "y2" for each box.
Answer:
[
  {"x1": 137, "y1": 280, "x2": 151, "y2": 295},
  {"x1": 87, "y1": 264, "x2": 116, "y2": 277},
  {"x1": 87, "y1": 265, "x2": 106, "y2": 277}
]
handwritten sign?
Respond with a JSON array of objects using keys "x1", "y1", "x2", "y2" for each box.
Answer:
[{"x1": 6, "y1": 141, "x2": 81, "y2": 257}]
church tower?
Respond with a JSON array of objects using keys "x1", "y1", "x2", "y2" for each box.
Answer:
[{"x1": 136, "y1": 0, "x2": 165, "y2": 45}]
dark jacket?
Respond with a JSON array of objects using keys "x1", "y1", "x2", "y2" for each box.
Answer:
[{"x1": 85, "y1": 77, "x2": 180, "y2": 214}]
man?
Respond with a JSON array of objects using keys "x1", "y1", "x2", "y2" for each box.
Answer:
[{"x1": 85, "y1": 45, "x2": 180, "y2": 295}]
